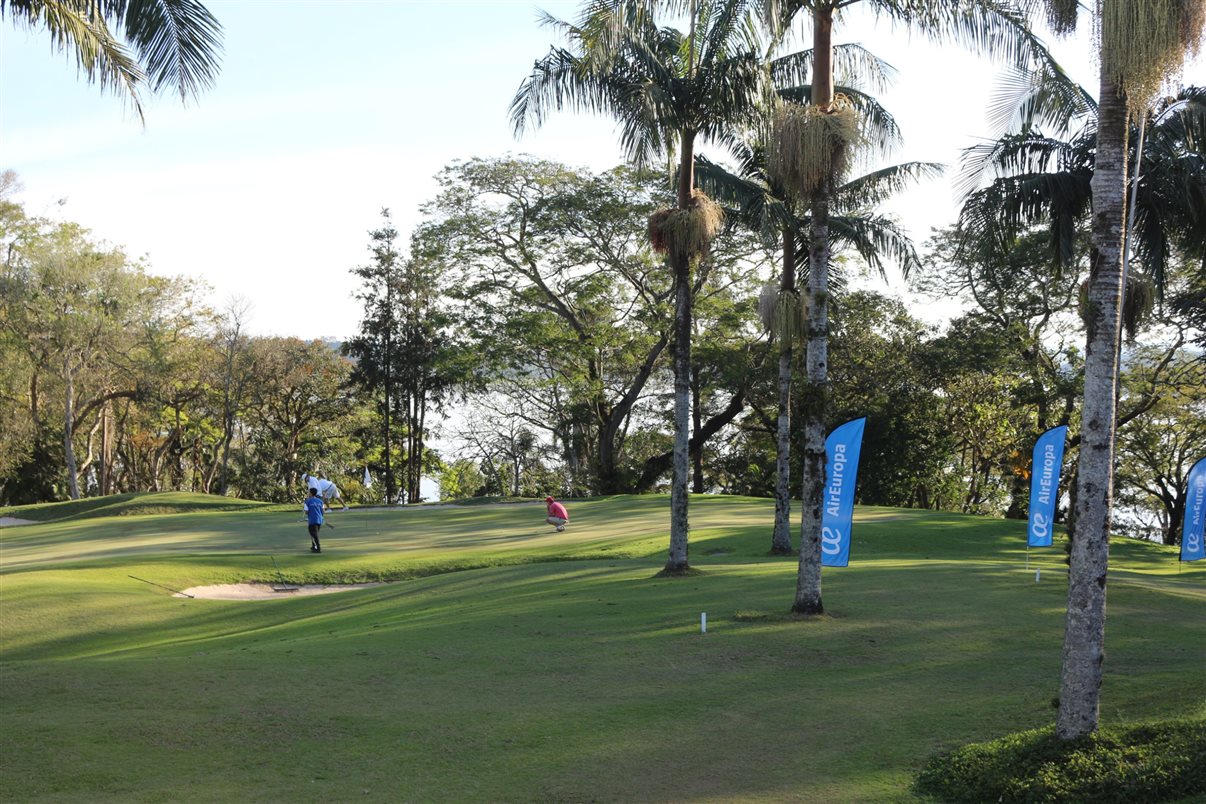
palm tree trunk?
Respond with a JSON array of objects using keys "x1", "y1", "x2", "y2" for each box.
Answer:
[
  {"x1": 1057, "y1": 72, "x2": 1129, "y2": 741},
  {"x1": 772, "y1": 225, "x2": 796, "y2": 554},
  {"x1": 666, "y1": 130, "x2": 697, "y2": 574},
  {"x1": 793, "y1": 3, "x2": 834, "y2": 614}
]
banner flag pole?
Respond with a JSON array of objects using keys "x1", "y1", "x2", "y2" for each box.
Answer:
[
  {"x1": 820, "y1": 418, "x2": 866, "y2": 569},
  {"x1": 1026, "y1": 426, "x2": 1069, "y2": 578},
  {"x1": 1179, "y1": 457, "x2": 1205, "y2": 563}
]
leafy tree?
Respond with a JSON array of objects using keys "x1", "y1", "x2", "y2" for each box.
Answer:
[
  {"x1": 395, "y1": 238, "x2": 465, "y2": 504},
  {"x1": 1115, "y1": 346, "x2": 1206, "y2": 545},
  {"x1": 415, "y1": 157, "x2": 672, "y2": 496},
  {"x1": 827, "y1": 291, "x2": 953, "y2": 510},
  {"x1": 698, "y1": 120, "x2": 937, "y2": 552},
  {"x1": 437, "y1": 457, "x2": 486, "y2": 502},
  {"x1": 236, "y1": 337, "x2": 356, "y2": 502},
  {"x1": 1, "y1": 0, "x2": 223, "y2": 119},
  {"x1": 1, "y1": 219, "x2": 144, "y2": 498},
  {"x1": 212, "y1": 298, "x2": 254, "y2": 496},
  {"x1": 513, "y1": 0, "x2": 771, "y2": 573},
  {"x1": 918, "y1": 226, "x2": 1084, "y2": 516},
  {"x1": 345, "y1": 210, "x2": 405, "y2": 504},
  {"x1": 958, "y1": 85, "x2": 1206, "y2": 294}
]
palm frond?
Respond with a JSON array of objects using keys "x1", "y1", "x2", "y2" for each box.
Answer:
[
  {"x1": 771, "y1": 43, "x2": 898, "y2": 93},
  {"x1": 987, "y1": 62, "x2": 1097, "y2": 138},
  {"x1": 695, "y1": 152, "x2": 794, "y2": 237},
  {"x1": 955, "y1": 129, "x2": 1091, "y2": 201},
  {"x1": 867, "y1": 0, "x2": 1061, "y2": 74},
  {"x1": 109, "y1": 0, "x2": 223, "y2": 101},
  {"x1": 4, "y1": 0, "x2": 146, "y2": 117},
  {"x1": 834, "y1": 161, "x2": 945, "y2": 212},
  {"x1": 829, "y1": 213, "x2": 923, "y2": 280}
]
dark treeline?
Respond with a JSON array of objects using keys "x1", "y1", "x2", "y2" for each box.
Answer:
[{"x1": 1, "y1": 159, "x2": 1201, "y2": 543}]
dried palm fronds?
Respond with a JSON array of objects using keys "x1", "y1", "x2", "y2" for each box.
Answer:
[
  {"x1": 766, "y1": 95, "x2": 861, "y2": 204},
  {"x1": 758, "y1": 283, "x2": 806, "y2": 345},
  {"x1": 1100, "y1": 0, "x2": 1205, "y2": 105},
  {"x1": 648, "y1": 190, "x2": 725, "y2": 261}
]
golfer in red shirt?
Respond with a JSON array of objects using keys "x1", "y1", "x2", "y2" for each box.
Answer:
[{"x1": 545, "y1": 496, "x2": 568, "y2": 532}]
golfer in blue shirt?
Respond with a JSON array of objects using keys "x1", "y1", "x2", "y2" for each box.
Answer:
[{"x1": 305, "y1": 487, "x2": 324, "y2": 553}]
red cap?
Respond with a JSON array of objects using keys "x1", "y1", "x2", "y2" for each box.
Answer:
[{"x1": 545, "y1": 496, "x2": 554, "y2": 502}]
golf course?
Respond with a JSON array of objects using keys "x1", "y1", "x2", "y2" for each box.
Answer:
[{"x1": 1, "y1": 492, "x2": 1203, "y2": 802}]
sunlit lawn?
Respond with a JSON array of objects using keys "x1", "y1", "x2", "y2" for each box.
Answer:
[{"x1": 2, "y1": 494, "x2": 1202, "y2": 801}]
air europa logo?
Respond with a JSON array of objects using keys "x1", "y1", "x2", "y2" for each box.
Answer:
[
  {"x1": 826, "y1": 445, "x2": 848, "y2": 517},
  {"x1": 822, "y1": 526, "x2": 842, "y2": 555},
  {"x1": 1036, "y1": 443, "x2": 1058, "y2": 506},
  {"x1": 1187, "y1": 475, "x2": 1205, "y2": 554},
  {"x1": 1031, "y1": 512, "x2": 1051, "y2": 541}
]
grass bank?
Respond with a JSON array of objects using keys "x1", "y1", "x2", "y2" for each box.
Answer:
[{"x1": 1, "y1": 494, "x2": 1202, "y2": 801}]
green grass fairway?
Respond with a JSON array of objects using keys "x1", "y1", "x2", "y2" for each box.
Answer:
[{"x1": 2, "y1": 494, "x2": 1203, "y2": 802}]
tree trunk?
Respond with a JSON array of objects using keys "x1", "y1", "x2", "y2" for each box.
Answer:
[
  {"x1": 384, "y1": 340, "x2": 394, "y2": 504},
  {"x1": 691, "y1": 362, "x2": 704, "y2": 494},
  {"x1": 1057, "y1": 72, "x2": 1128, "y2": 741},
  {"x1": 793, "y1": 5, "x2": 834, "y2": 615},
  {"x1": 772, "y1": 226, "x2": 796, "y2": 554},
  {"x1": 665, "y1": 130, "x2": 697, "y2": 574},
  {"x1": 100, "y1": 401, "x2": 111, "y2": 495},
  {"x1": 63, "y1": 360, "x2": 80, "y2": 500}
]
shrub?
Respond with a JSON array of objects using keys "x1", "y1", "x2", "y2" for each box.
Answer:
[{"x1": 914, "y1": 718, "x2": 1206, "y2": 803}]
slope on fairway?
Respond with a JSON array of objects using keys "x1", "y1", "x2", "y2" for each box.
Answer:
[{"x1": 1, "y1": 495, "x2": 1202, "y2": 802}]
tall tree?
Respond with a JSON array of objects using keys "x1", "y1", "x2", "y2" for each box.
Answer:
[
  {"x1": 1, "y1": 0, "x2": 223, "y2": 119},
  {"x1": 1033, "y1": 0, "x2": 1205, "y2": 740},
  {"x1": 414, "y1": 158, "x2": 671, "y2": 497},
  {"x1": 1115, "y1": 344, "x2": 1205, "y2": 545},
  {"x1": 214, "y1": 297, "x2": 253, "y2": 496},
  {"x1": 513, "y1": 0, "x2": 771, "y2": 573},
  {"x1": 698, "y1": 130, "x2": 936, "y2": 553},
  {"x1": 344, "y1": 210, "x2": 405, "y2": 504},
  {"x1": 396, "y1": 239, "x2": 464, "y2": 504},
  {"x1": 1, "y1": 221, "x2": 142, "y2": 498},
  {"x1": 763, "y1": 0, "x2": 1050, "y2": 614}
]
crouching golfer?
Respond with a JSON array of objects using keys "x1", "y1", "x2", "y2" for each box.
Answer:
[
  {"x1": 545, "y1": 496, "x2": 568, "y2": 532},
  {"x1": 305, "y1": 487, "x2": 324, "y2": 553},
  {"x1": 302, "y1": 473, "x2": 348, "y2": 511}
]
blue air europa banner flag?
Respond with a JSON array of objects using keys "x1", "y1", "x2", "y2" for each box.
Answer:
[
  {"x1": 1181, "y1": 457, "x2": 1206, "y2": 562},
  {"x1": 1027, "y1": 425, "x2": 1068, "y2": 547},
  {"x1": 821, "y1": 418, "x2": 866, "y2": 568}
]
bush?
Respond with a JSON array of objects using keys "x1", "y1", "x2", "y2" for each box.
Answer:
[{"x1": 914, "y1": 718, "x2": 1206, "y2": 803}]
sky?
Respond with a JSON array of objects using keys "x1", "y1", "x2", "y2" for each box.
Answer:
[{"x1": 2, "y1": 0, "x2": 1204, "y2": 341}]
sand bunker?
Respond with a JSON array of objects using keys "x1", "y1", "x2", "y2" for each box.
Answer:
[
  {"x1": 177, "y1": 582, "x2": 385, "y2": 600},
  {"x1": 0, "y1": 517, "x2": 36, "y2": 527}
]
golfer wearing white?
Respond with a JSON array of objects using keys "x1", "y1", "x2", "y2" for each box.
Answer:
[{"x1": 302, "y1": 474, "x2": 348, "y2": 511}]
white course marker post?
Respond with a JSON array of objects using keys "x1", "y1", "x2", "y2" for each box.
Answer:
[{"x1": 700, "y1": 612, "x2": 707, "y2": 634}]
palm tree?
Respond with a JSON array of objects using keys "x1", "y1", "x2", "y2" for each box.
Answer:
[
  {"x1": 696, "y1": 61, "x2": 938, "y2": 556},
  {"x1": 1026, "y1": 0, "x2": 1205, "y2": 741},
  {"x1": 512, "y1": 0, "x2": 771, "y2": 573},
  {"x1": 1, "y1": 0, "x2": 223, "y2": 120},
  {"x1": 959, "y1": 86, "x2": 1206, "y2": 293},
  {"x1": 761, "y1": 0, "x2": 1057, "y2": 614}
]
